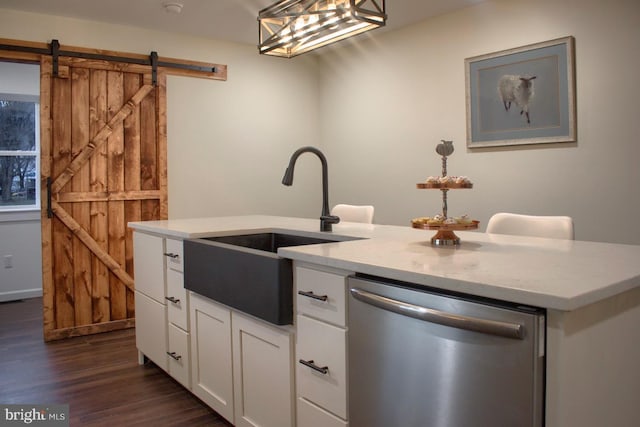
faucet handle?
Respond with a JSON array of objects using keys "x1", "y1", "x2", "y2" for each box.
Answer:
[
  {"x1": 320, "y1": 215, "x2": 340, "y2": 232},
  {"x1": 322, "y1": 215, "x2": 340, "y2": 223}
]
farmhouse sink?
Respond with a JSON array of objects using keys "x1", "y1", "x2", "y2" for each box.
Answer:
[{"x1": 183, "y1": 232, "x2": 357, "y2": 325}]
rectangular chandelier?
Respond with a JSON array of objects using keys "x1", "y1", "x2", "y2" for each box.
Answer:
[{"x1": 258, "y1": 0, "x2": 387, "y2": 58}]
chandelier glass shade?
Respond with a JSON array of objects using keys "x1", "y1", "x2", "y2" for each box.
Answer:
[{"x1": 258, "y1": 0, "x2": 386, "y2": 58}]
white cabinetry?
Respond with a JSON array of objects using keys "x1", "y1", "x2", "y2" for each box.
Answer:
[
  {"x1": 164, "y1": 237, "x2": 191, "y2": 388},
  {"x1": 232, "y1": 311, "x2": 294, "y2": 427},
  {"x1": 133, "y1": 231, "x2": 190, "y2": 388},
  {"x1": 294, "y1": 265, "x2": 352, "y2": 427},
  {"x1": 190, "y1": 292, "x2": 294, "y2": 427},
  {"x1": 190, "y1": 292, "x2": 234, "y2": 422},
  {"x1": 134, "y1": 290, "x2": 168, "y2": 370}
]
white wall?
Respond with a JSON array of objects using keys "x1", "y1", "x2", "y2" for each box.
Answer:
[
  {"x1": 0, "y1": 61, "x2": 40, "y2": 96},
  {"x1": 0, "y1": 213, "x2": 43, "y2": 301},
  {"x1": 0, "y1": 62, "x2": 42, "y2": 301},
  {"x1": 166, "y1": 58, "x2": 323, "y2": 219},
  {"x1": 319, "y1": 0, "x2": 640, "y2": 244}
]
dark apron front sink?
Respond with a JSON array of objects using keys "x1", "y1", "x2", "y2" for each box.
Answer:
[{"x1": 184, "y1": 232, "x2": 355, "y2": 325}]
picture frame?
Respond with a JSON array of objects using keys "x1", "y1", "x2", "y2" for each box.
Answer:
[{"x1": 465, "y1": 36, "x2": 576, "y2": 148}]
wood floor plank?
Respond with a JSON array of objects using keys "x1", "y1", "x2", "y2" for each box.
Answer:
[{"x1": 0, "y1": 298, "x2": 231, "y2": 426}]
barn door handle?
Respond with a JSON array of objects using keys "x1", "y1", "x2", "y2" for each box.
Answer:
[{"x1": 46, "y1": 177, "x2": 53, "y2": 218}]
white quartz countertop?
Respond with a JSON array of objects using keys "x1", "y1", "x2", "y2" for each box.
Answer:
[{"x1": 129, "y1": 215, "x2": 640, "y2": 311}]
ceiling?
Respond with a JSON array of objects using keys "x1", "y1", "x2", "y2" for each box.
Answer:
[{"x1": 0, "y1": 0, "x2": 484, "y2": 46}]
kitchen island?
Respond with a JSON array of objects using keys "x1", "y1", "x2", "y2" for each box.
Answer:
[{"x1": 129, "y1": 215, "x2": 640, "y2": 427}]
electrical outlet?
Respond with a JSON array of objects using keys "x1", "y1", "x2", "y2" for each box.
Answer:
[{"x1": 4, "y1": 255, "x2": 13, "y2": 269}]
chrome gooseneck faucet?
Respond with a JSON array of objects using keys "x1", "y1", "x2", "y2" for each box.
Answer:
[{"x1": 282, "y1": 146, "x2": 340, "y2": 232}]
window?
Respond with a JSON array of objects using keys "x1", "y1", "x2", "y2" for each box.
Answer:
[{"x1": 0, "y1": 94, "x2": 39, "y2": 211}]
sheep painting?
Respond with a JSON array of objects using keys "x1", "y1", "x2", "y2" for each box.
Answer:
[{"x1": 498, "y1": 75, "x2": 537, "y2": 124}]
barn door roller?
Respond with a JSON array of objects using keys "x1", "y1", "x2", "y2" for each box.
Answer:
[
  {"x1": 150, "y1": 51, "x2": 158, "y2": 86},
  {"x1": 51, "y1": 39, "x2": 60, "y2": 78}
]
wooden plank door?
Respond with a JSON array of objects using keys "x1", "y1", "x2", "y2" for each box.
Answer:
[{"x1": 40, "y1": 55, "x2": 167, "y2": 341}]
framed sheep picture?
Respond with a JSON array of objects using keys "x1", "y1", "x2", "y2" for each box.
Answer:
[{"x1": 465, "y1": 36, "x2": 576, "y2": 148}]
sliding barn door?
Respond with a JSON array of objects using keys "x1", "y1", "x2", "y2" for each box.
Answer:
[{"x1": 40, "y1": 56, "x2": 167, "y2": 341}]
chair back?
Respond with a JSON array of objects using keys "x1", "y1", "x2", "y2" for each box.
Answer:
[
  {"x1": 331, "y1": 204, "x2": 374, "y2": 224},
  {"x1": 486, "y1": 212, "x2": 574, "y2": 240}
]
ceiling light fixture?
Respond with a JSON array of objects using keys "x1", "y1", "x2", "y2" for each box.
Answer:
[
  {"x1": 163, "y1": 2, "x2": 184, "y2": 14},
  {"x1": 258, "y1": 0, "x2": 386, "y2": 58}
]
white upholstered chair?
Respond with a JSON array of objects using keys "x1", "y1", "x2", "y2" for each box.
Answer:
[
  {"x1": 486, "y1": 212, "x2": 574, "y2": 240},
  {"x1": 331, "y1": 204, "x2": 375, "y2": 224}
]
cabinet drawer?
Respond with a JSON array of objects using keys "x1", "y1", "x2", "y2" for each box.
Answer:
[
  {"x1": 167, "y1": 268, "x2": 188, "y2": 330},
  {"x1": 296, "y1": 315, "x2": 347, "y2": 419},
  {"x1": 165, "y1": 238, "x2": 183, "y2": 272},
  {"x1": 298, "y1": 397, "x2": 348, "y2": 427},
  {"x1": 295, "y1": 267, "x2": 347, "y2": 327},
  {"x1": 168, "y1": 323, "x2": 191, "y2": 389}
]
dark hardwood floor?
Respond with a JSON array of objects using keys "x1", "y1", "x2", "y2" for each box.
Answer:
[{"x1": 0, "y1": 298, "x2": 231, "y2": 426}]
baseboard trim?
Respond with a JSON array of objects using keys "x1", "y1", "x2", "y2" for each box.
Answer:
[{"x1": 0, "y1": 288, "x2": 43, "y2": 302}]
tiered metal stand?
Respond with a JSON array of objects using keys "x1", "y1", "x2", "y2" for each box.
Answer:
[{"x1": 411, "y1": 141, "x2": 478, "y2": 246}]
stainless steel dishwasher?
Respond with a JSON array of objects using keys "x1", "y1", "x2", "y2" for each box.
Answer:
[{"x1": 348, "y1": 275, "x2": 545, "y2": 427}]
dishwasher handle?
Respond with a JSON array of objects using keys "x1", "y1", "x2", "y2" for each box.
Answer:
[{"x1": 350, "y1": 287, "x2": 524, "y2": 340}]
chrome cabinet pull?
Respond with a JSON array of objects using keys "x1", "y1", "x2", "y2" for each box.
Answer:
[
  {"x1": 167, "y1": 351, "x2": 182, "y2": 361},
  {"x1": 299, "y1": 359, "x2": 329, "y2": 374},
  {"x1": 298, "y1": 290, "x2": 328, "y2": 302},
  {"x1": 350, "y1": 287, "x2": 524, "y2": 340},
  {"x1": 165, "y1": 296, "x2": 180, "y2": 304},
  {"x1": 163, "y1": 252, "x2": 179, "y2": 259}
]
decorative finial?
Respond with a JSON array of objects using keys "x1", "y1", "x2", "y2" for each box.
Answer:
[
  {"x1": 435, "y1": 140, "x2": 454, "y2": 157},
  {"x1": 435, "y1": 140, "x2": 454, "y2": 177}
]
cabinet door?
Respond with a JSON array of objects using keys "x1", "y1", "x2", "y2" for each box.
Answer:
[
  {"x1": 135, "y1": 290, "x2": 168, "y2": 371},
  {"x1": 190, "y1": 293, "x2": 234, "y2": 424},
  {"x1": 133, "y1": 232, "x2": 165, "y2": 303},
  {"x1": 232, "y1": 312, "x2": 294, "y2": 427}
]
